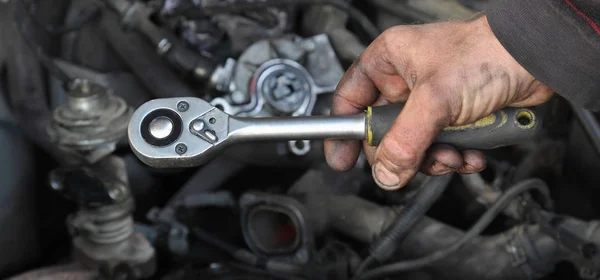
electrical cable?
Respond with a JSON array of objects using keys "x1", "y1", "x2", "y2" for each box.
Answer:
[
  {"x1": 353, "y1": 256, "x2": 374, "y2": 277},
  {"x1": 358, "y1": 178, "x2": 552, "y2": 280},
  {"x1": 192, "y1": 227, "x2": 240, "y2": 255},
  {"x1": 179, "y1": 0, "x2": 381, "y2": 40},
  {"x1": 354, "y1": 174, "x2": 453, "y2": 278},
  {"x1": 191, "y1": 227, "x2": 305, "y2": 279}
]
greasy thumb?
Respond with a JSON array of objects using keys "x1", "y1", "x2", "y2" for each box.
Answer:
[{"x1": 372, "y1": 85, "x2": 452, "y2": 190}]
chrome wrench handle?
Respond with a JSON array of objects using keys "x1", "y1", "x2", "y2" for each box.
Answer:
[
  {"x1": 128, "y1": 97, "x2": 367, "y2": 168},
  {"x1": 228, "y1": 115, "x2": 366, "y2": 142}
]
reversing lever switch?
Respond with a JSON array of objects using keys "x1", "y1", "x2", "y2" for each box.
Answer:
[{"x1": 189, "y1": 118, "x2": 219, "y2": 144}]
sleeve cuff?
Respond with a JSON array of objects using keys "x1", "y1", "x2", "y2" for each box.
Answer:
[{"x1": 487, "y1": 0, "x2": 600, "y2": 111}]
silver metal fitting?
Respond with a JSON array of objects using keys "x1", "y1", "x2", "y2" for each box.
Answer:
[
  {"x1": 47, "y1": 79, "x2": 132, "y2": 163},
  {"x1": 157, "y1": 38, "x2": 172, "y2": 55},
  {"x1": 51, "y1": 156, "x2": 156, "y2": 278},
  {"x1": 209, "y1": 34, "x2": 345, "y2": 156}
]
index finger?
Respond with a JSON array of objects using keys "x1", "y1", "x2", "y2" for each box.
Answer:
[
  {"x1": 324, "y1": 55, "x2": 380, "y2": 171},
  {"x1": 325, "y1": 31, "x2": 413, "y2": 171},
  {"x1": 330, "y1": 34, "x2": 407, "y2": 116}
]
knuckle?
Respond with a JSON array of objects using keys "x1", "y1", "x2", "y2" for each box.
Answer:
[
  {"x1": 416, "y1": 83, "x2": 458, "y2": 125},
  {"x1": 380, "y1": 26, "x2": 411, "y2": 57},
  {"x1": 380, "y1": 25, "x2": 402, "y2": 41},
  {"x1": 378, "y1": 26, "x2": 424, "y2": 87},
  {"x1": 380, "y1": 25, "x2": 414, "y2": 42},
  {"x1": 351, "y1": 52, "x2": 374, "y2": 80},
  {"x1": 332, "y1": 91, "x2": 363, "y2": 112}
]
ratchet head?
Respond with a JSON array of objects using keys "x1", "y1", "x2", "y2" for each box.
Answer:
[{"x1": 128, "y1": 97, "x2": 233, "y2": 168}]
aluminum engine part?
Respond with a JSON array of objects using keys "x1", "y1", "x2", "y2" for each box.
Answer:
[
  {"x1": 302, "y1": 5, "x2": 365, "y2": 63},
  {"x1": 375, "y1": 0, "x2": 476, "y2": 29},
  {"x1": 212, "y1": 8, "x2": 288, "y2": 54},
  {"x1": 179, "y1": 19, "x2": 225, "y2": 53},
  {"x1": 161, "y1": 0, "x2": 192, "y2": 15},
  {"x1": 50, "y1": 156, "x2": 156, "y2": 279},
  {"x1": 211, "y1": 34, "x2": 344, "y2": 156},
  {"x1": 47, "y1": 79, "x2": 132, "y2": 163}
]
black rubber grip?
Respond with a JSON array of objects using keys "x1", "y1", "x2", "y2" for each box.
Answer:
[{"x1": 366, "y1": 103, "x2": 541, "y2": 149}]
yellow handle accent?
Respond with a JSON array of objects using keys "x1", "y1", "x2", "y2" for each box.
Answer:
[
  {"x1": 366, "y1": 106, "x2": 373, "y2": 146},
  {"x1": 442, "y1": 113, "x2": 497, "y2": 132}
]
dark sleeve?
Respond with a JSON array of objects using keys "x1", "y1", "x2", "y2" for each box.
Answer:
[{"x1": 486, "y1": 0, "x2": 600, "y2": 111}]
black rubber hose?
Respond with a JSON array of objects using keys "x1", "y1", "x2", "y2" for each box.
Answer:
[
  {"x1": 358, "y1": 174, "x2": 453, "y2": 274},
  {"x1": 359, "y1": 178, "x2": 552, "y2": 280},
  {"x1": 99, "y1": 10, "x2": 197, "y2": 98},
  {"x1": 191, "y1": 227, "x2": 304, "y2": 278},
  {"x1": 13, "y1": 0, "x2": 72, "y2": 85},
  {"x1": 26, "y1": 1, "x2": 101, "y2": 35},
  {"x1": 7, "y1": 0, "x2": 78, "y2": 163},
  {"x1": 179, "y1": 0, "x2": 380, "y2": 41},
  {"x1": 353, "y1": 174, "x2": 452, "y2": 276},
  {"x1": 353, "y1": 256, "x2": 375, "y2": 277}
]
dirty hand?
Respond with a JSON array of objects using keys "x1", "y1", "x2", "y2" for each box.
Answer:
[{"x1": 324, "y1": 14, "x2": 554, "y2": 190}]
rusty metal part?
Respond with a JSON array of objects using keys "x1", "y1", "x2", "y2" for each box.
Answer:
[
  {"x1": 47, "y1": 79, "x2": 132, "y2": 163},
  {"x1": 49, "y1": 156, "x2": 156, "y2": 278}
]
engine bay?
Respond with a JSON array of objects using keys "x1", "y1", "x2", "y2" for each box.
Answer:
[{"x1": 2, "y1": 0, "x2": 600, "y2": 279}]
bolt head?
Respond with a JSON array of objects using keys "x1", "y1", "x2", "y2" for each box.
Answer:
[
  {"x1": 177, "y1": 101, "x2": 189, "y2": 112},
  {"x1": 231, "y1": 91, "x2": 247, "y2": 104},
  {"x1": 157, "y1": 38, "x2": 172, "y2": 55},
  {"x1": 209, "y1": 263, "x2": 225, "y2": 273},
  {"x1": 50, "y1": 180, "x2": 63, "y2": 191},
  {"x1": 108, "y1": 185, "x2": 128, "y2": 201},
  {"x1": 175, "y1": 143, "x2": 188, "y2": 155},
  {"x1": 194, "y1": 67, "x2": 207, "y2": 78}
]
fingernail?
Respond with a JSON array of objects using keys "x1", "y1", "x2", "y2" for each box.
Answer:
[
  {"x1": 373, "y1": 162, "x2": 400, "y2": 189},
  {"x1": 460, "y1": 163, "x2": 478, "y2": 174},
  {"x1": 326, "y1": 140, "x2": 339, "y2": 156},
  {"x1": 432, "y1": 161, "x2": 454, "y2": 175}
]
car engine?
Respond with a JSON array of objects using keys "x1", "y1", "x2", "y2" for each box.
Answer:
[{"x1": 2, "y1": 0, "x2": 600, "y2": 280}]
